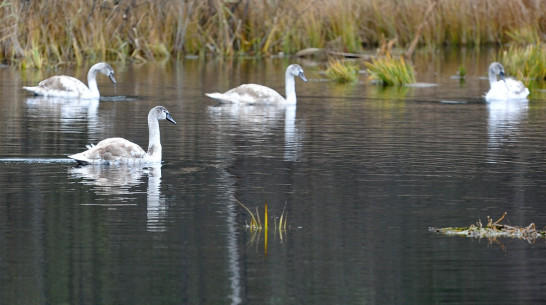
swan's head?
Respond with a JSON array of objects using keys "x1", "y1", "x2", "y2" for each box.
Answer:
[
  {"x1": 287, "y1": 64, "x2": 308, "y2": 82},
  {"x1": 92, "y1": 62, "x2": 117, "y2": 85},
  {"x1": 150, "y1": 106, "x2": 176, "y2": 125},
  {"x1": 489, "y1": 62, "x2": 506, "y2": 82}
]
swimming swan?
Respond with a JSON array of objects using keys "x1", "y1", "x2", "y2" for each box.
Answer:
[
  {"x1": 69, "y1": 106, "x2": 176, "y2": 165},
  {"x1": 485, "y1": 62, "x2": 529, "y2": 101},
  {"x1": 23, "y1": 62, "x2": 116, "y2": 99},
  {"x1": 205, "y1": 64, "x2": 307, "y2": 105}
]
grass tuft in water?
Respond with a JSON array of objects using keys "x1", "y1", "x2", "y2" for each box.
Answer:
[
  {"x1": 235, "y1": 199, "x2": 287, "y2": 233},
  {"x1": 324, "y1": 59, "x2": 359, "y2": 83},
  {"x1": 457, "y1": 65, "x2": 466, "y2": 78},
  {"x1": 236, "y1": 199, "x2": 288, "y2": 255},
  {"x1": 498, "y1": 44, "x2": 546, "y2": 85},
  {"x1": 365, "y1": 53, "x2": 416, "y2": 86}
]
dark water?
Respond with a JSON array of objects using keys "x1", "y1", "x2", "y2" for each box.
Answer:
[{"x1": 2, "y1": 51, "x2": 546, "y2": 305}]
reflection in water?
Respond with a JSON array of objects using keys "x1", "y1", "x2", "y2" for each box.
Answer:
[
  {"x1": 208, "y1": 104, "x2": 255, "y2": 305},
  {"x1": 486, "y1": 99, "x2": 528, "y2": 163},
  {"x1": 3, "y1": 57, "x2": 546, "y2": 305},
  {"x1": 208, "y1": 103, "x2": 286, "y2": 132},
  {"x1": 25, "y1": 97, "x2": 101, "y2": 133},
  {"x1": 208, "y1": 103, "x2": 303, "y2": 161},
  {"x1": 219, "y1": 170, "x2": 242, "y2": 305},
  {"x1": 145, "y1": 164, "x2": 167, "y2": 232},
  {"x1": 68, "y1": 164, "x2": 166, "y2": 232},
  {"x1": 283, "y1": 105, "x2": 303, "y2": 161}
]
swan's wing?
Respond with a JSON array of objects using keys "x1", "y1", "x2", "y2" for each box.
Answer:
[
  {"x1": 505, "y1": 78, "x2": 530, "y2": 98},
  {"x1": 69, "y1": 137, "x2": 147, "y2": 164},
  {"x1": 486, "y1": 81, "x2": 508, "y2": 100},
  {"x1": 23, "y1": 75, "x2": 90, "y2": 97},
  {"x1": 39, "y1": 76, "x2": 89, "y2": 92},
  {"x1": 206, "y1": 84, "x2": 285, "y2": 104},
  {"x1": 486, "y1": 80, "x2": 529, "y2": 100}
]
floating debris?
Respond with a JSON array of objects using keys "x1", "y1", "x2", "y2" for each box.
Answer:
[{"x1": 429, "y1": 212, "x2": 546, "y2": 242}]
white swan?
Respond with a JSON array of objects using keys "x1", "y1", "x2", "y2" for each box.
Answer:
[
  {"x1": 23, "y1": 62, "x2": 116, "y2": 99},
  {"x1": 205, "y1": 64, "x2": 307, "y2": 105},
  {"x1": 69, "y1": 106, "x2": 176, "y2": 165},
  {"x1": 485, "y1": 62, "x2": 529, "y2": 101}
]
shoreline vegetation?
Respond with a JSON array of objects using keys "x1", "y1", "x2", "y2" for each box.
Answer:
[
  {"x1": 0, "y1": 0, "x2": 544, "y2": 84},
  {"x1": 1, "y1": 0, "x2": 544, "y2": 65}
]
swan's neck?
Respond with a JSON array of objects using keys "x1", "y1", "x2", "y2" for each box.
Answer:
[
  {"x1": 147, "y1": 115, "x2": 162, "y2": 159},
  {"x1": 87, "y1": 69, "x2": 99, "y2": 96},
  {"x1": 488, "y1": 69, "x2": 499, "y2": 87},
  {"x1": 285, "y1": 71, "x2": 296, "y2": 104}
]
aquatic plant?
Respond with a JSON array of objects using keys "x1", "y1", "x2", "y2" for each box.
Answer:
[
  {"x1": 324, "y1": 59, "x2": 359, "y2": 83},
  {"x1": 365, "y1": 53, "x2": 416, "y2": 86},
  {"x1": 235, "y1": 199, "x2": 287, "y2": 233},
  {"x1": 236, "y1": 199, "x2": 288, "y2": 255},
  {"x1": 430, "y1": 212, "x2": 546, "y2": 242},
  {"x1": 457, "y1": 65, "x2": 466, "y2": 78},
  {"x1": 498, "y1": 44, "x2": 546, "y2": 85}
]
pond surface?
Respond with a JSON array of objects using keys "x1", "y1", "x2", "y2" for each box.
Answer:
[{"x1": 2, "y1": 50, "x2": 546, "y2": 305}]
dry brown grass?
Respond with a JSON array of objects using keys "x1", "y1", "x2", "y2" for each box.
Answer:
[{"x1": 0, "y1": 0, "x2": 544, "y2": 67}]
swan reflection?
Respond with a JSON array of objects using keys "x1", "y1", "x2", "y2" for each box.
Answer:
[
  {"x1": 68, "y1": 163, "x2": 166, "y2": 231},
  {"x1": 25, "y1": 96, "x2": 102, "y2": 135},
  {"x1": 208, "y1": 104, "x2": 303, "y2": 161},
  {"x1": 487, "y1": 99, "x2": 528, "y2": 162}
]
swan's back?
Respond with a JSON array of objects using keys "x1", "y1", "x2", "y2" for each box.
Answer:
[
  {"x1": 24, "y1": 76, "x2": 90, "y2": 98},
  {"x1": 69, "y1": 138, "x2": 148, "y2": 165},
  {"x1": 486, "y1": 79, "x2": 530, "y2": 101},
  {"x1": 206, "y1": 84, "x2": 285, "y2": 104}
]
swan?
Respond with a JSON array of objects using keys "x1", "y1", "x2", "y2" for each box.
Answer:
[
  {"x1": 23, "y1": 62, "x2": 116, "y2": 99},
  {"x1": 69, "y1": 106, "x2": 176, "y2": 165},
  {"x1": 485, "y1": 62, "x2": 529, "y2": 101},
  {"x1": 205, "y1": 64, "x2": 307, "y2": 105}
]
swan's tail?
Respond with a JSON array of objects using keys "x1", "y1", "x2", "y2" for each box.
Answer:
[
  {"x1": 22, "y1": 86, "x2": 41, "y2": 95},
  {"x1": 205, "y1": 92, "x2": 233, "y2": 104}
]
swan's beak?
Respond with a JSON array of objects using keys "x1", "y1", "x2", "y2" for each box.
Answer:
[
  {"x1": 499, "y1": 71, "x2": 506, "y2": 82},
  {"x1": 299, "y1": 72, "x2": 308, "y2": 82},
  {"x1": 109, "y1": 73, "x2": 117, "y2": 85},
  {"x1": 166, "y1": 113, "x2": 177, "y2": 125}
]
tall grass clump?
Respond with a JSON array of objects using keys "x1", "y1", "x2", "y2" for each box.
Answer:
[
  {"x1": 498, "y1": 44, "x2": 546, "y2": 84},
  {"x1": 0, "y1": 0, "x2": 545, "y2": 67},
  {"x1": 236, "y1": 199, "x2": 288, "y2": 232},
  {"x1": 235, "y1": 198, "x2": 289, "y2": 255},
  {"x1": 324, "y1": 59, "x2": 359, "y2": 83},
  {"x1": 365, "y1": 53, "x2": 416, "y2": 86}
]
